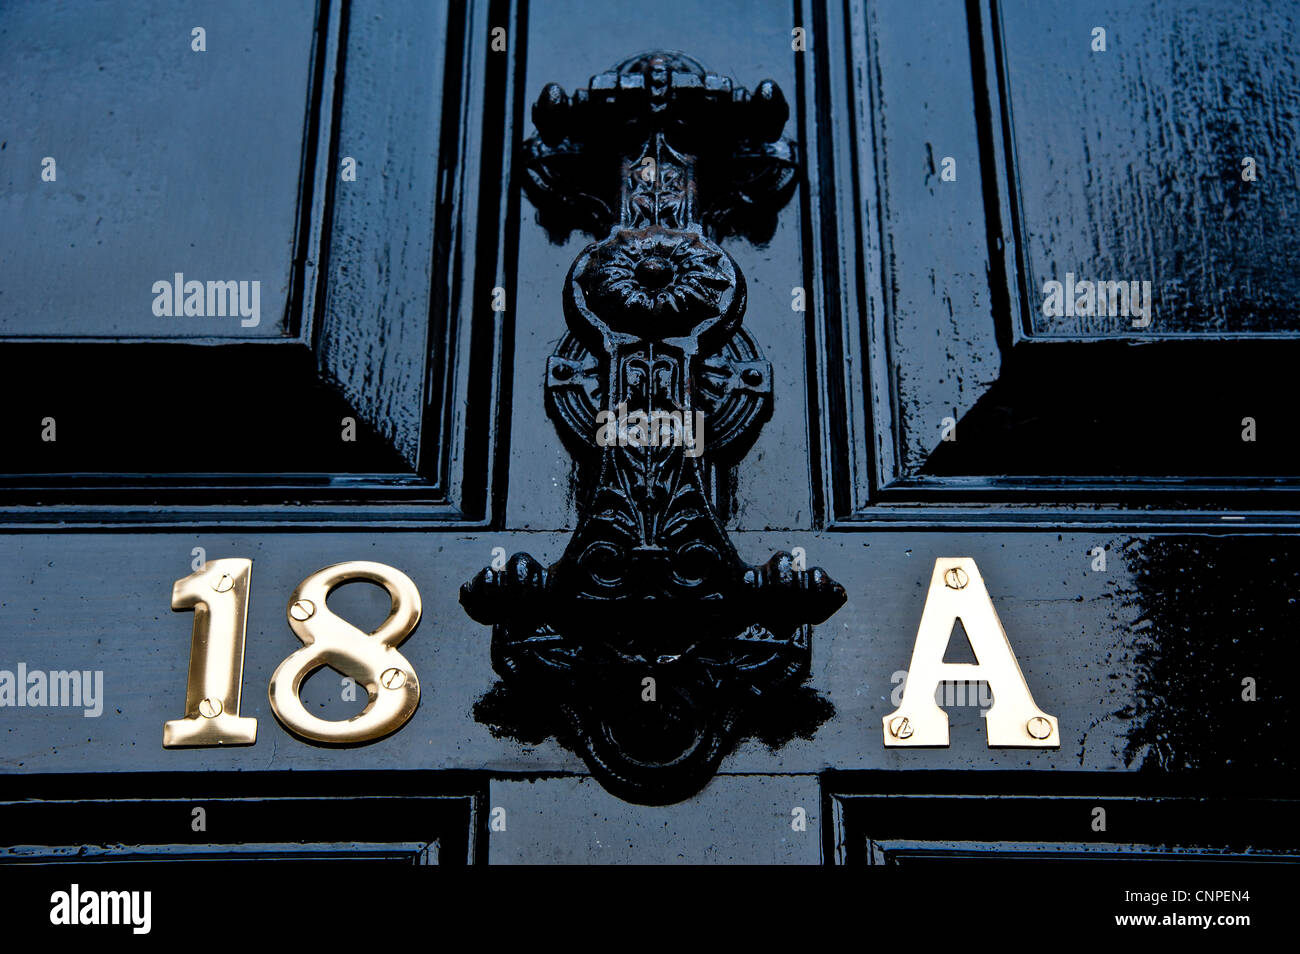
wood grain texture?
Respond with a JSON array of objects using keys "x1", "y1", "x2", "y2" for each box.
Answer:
[
  {"x1": 839, "y1": 0, "x2": 1300, "y2": 494},
  {"x1": 316, "y1": 0, "x2": 449, "y2": 469},
  {"x1": 860, "y1": 0, "x2": 1003, "y2": 480},
  {"x1": 999, "y1": 0, "x2": 1300, "y2": 336}
]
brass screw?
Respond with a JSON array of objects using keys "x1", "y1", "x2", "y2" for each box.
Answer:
[
  {"x1": 212, "y1": 574, "x2": 234, "y2": 593},
  {"x1": 944, "y1": 566, "x2": 969, "y2": 589},
  {"x1": 889, "y1": 716, "x2": 913, "y2": 739},
  {"x1": 380, "y1": 668, "x2": 406, "y2": 690},
  {"x1": 198, "y1": 697, "x2": 223, "y2": 719},
  {"x1": 289, "y1": 599, "x2": 315, "y2": 621},
  {"x1": 1027, "y1": 716, "x2": 1053, "y2": 739}
]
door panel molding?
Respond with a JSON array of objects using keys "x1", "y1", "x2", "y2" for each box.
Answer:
[
  {"x1": 0, "y1": 771, "x2": 485, "y2": 866},
  {"x1": 821, "y1": 0, "x2": 1300, "y2": 522},
  {"x1": 0, "y1": 0, "x2": 517, "y2": 527},
  {"x1": 0, "y1": 0, "x2": 516, "y2": 527},
  {"x1": 825, "y1": 773, "x2": 1300, "y2": 866}
]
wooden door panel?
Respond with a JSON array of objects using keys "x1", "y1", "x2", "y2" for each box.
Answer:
[
  {"x1": 0, "y1": 0, "x2": 504, "y2": 522},
  {"x1": 0, "y1": 0, "x2": 317, "y2": 341},
  {"x1": 0, "y1": 774, "x2": 480, "y2": 866},
  {"x1": 832, "y1": 0, "x2": 1300, "y2": 506},
  {"x1": 829, "y1": 785, "x2": 1300, "y2": 866},
  {"x1": 996, "y1": 0, "x2": 1300, "y2": 338}
]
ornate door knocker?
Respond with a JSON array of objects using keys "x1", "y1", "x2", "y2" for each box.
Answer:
[{"x1": 461, "y1": 52, "x2": 846, "y2": 804}]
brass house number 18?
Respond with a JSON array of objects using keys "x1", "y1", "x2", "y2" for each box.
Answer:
[
  {"x1": 162, "y1": 556, "x2": 1059, "y2": 750},
  {"x1": 164, "y1": 559, "x2": 421, "y2": 747}
]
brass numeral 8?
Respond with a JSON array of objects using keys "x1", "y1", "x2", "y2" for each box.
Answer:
[{"x1": 269, "y1": 561, "x2": 422, "y2": 744}]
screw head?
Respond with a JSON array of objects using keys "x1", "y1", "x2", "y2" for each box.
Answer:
[
  {"x1": 289, "y1": 599, "x2": 315, "y2": 621},
  {"x1": 380, "y1": 668, "x2": 406, "y2": 690},
  {"x1": 944, "y1": 566, "x2": 969, "y2": 589},
  {"x1": 198, "y1": 697, "x2": 223, "y2": 719},
  {"x1": 1027, "y1": 716, "x2": 1053, "y2": 740},
  {"x1": 212, "y1": 573, "x2": 234, "y2": 593},
  {"x1": 889, "y1": 716, "x2": 913, "y2": 739}
]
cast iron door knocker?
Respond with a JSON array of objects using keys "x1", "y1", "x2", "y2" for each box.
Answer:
[{"x1": 462, "y1": 52, "x2": 846, "y2": 804}]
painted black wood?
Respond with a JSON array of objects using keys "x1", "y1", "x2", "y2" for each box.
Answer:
[
  {"x1": 829, "y1": 0, "x2": 1300, "y2": 511},
  {"x1": 0, "y1": 0, "x2": 509, "y2": 524},
  {"x1": 826, "y1": 774, "x2": 1300, "y2": 865},
  {"x1": 0, "y1": 1, "x2": 317, "y2": 341},
  {"x1": 0, "y1": 772, "x2": 482, "y2": 865},
  {"x1": 0, "y1": 0, "x2": 1296, "y2": 868}
]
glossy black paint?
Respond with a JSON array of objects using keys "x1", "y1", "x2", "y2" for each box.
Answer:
[
  {"x1": 0, "y1": 0, "x2": 1295, "y2": 865},
  {"x1": 831, "y1": 0, "x2": 1300, "y2": 511},
  {"x1": 829, "y1": 775, "x2": 1300, "y2": 865},
  {"x1": 0, "y1": 772, "x2": 482, "y2": 865}
]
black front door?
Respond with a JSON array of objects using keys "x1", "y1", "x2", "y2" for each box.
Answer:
[{"x1": 0, "y1": 0, "x2": 1295, "y2": 901}]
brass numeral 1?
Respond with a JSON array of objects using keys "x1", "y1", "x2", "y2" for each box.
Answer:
[{"x1": 163, "y1": 558, "x2": 258, "y2": 747}]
